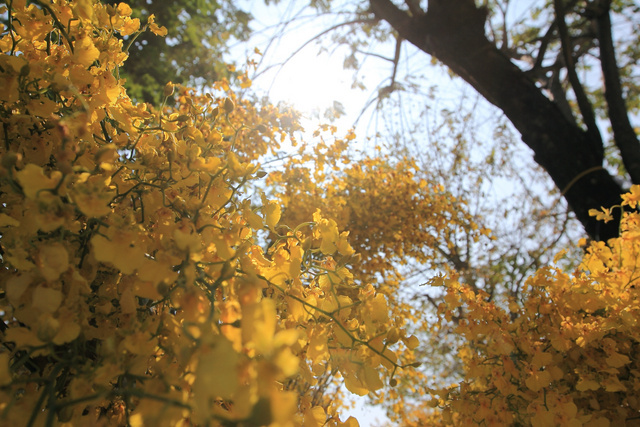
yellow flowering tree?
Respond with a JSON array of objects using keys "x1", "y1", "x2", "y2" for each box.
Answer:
[
  {"x1": 3, "y1": 1, "x2": 640, "y2": 426},
  {"x1": 266, "y1": 125, "x2": 507, "y2": 420},
  {"x1": 261, "y1": 41, "x2": 640, "y2": 427},
  {"x1": 409, "y1": 194, "x2": 640, "y2": 426},
  {"x1": 273, "y1": 126, "x2": 640, "y2": 424},
  {"x1": 267, "y1": 130, "x2": 485, "y2": 288},
  {"x1": 0, "y1": 1, "x2": 413, "y2": 425}
]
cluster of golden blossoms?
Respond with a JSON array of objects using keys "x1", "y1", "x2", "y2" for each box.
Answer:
[
  {"x1": 268, "y1": 132, "x2": 487, "y2": 295},
  {"x1": 267, "y1": 125, "x2": 490, "y2": 423},
  {"x1": 0, "y1": 1, "x2": 414, "y2": 425},
  {"x1": 416, "y1": 193, "x2": 640, "y2": 426}
]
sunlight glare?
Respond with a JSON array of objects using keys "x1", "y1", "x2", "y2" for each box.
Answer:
[{"x1": 266, "y1": 47, "x2": 354, "y2": 119}]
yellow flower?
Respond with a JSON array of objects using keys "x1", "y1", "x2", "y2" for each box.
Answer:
[
  {"x1": 147, "y1": 14, "x2": 167, "y2": 36},
  {"x1": 525, "y1": 369, "x2": 551, "y2": 392},
  {"x1": 32, "y1": 285, "x2": 63, "y2": 313},
  {"x1": 576, "y1": 378, "x2": 600, "y2": 391},
  {"x1": 73, "y1": 0, "x2": 94, "y2": 21},
  {"x1": 72, "y1": 173, "x2": 114, "y2": 217},
  {"x1": 192, "y1": 337, "x2": 239, "y2": 422},
  {"x1": 91, "y1": 227, "x2": 146, "y2": 274},
  {"x1": 74, "y1": 35, "x2": 100, "y2": 67},
  {"x1": 116, "y1": 3, "x2": 133, "y2": 16},
  {"x1": 120, "y1": 17, "x2": 140, "y2": 37},
  {"x1": 588, "y1": 207, "x2": 614, "y2": 223},
  {"x1": 36, "y1": 243, "x2": 69, "y2": 282},
  {"x1": 15, "y1": 164, "x2": 62, "y2": 201},
  {"x1": 263, "y1": 200, "x2": 282, "y2": 229},
  {"x1": 605, "y1": 352, "x2": 630, "y2": 368},
  {"x1": 621, "y1": 185, "x2": 640, "y2": 208}
]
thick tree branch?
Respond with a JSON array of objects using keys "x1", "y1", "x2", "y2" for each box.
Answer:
[
  {"x1": 594, "y1": 1, "x2": 640, "y2": 184},
  {"x1": 549, "y1": 63, "x2": 575, "y2": 123},
  {"x1": 404, "y1": 0, "x2": 424, "y2": 17},
  {"x1": 553, "y1": 0, "x2": 603, "y2": 148},
  {"x1": 369, "y1": 0, "x2": 624, "y2": 240}
]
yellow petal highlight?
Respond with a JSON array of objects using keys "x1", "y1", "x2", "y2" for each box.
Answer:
[
  {"x1": 74, "y1": 35, "x2": 100, "y2": 67},
  {"x1": 32, "y1": 285, "x2": 63, "y2": 313},
  {"x1": 37, "y1": 243, "x2": 69, "y2": 281}
]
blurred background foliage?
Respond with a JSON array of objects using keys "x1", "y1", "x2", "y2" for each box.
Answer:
[{"x1": 101, "y1": 0, "x2": 252, "y2": 104}]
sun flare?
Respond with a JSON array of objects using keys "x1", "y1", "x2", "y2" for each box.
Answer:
[{"x1": 266, "y1": 48, "x2": 355, "y2": 117}]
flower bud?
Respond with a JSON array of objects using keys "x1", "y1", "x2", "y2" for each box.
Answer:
[
  {"x1": 223, "y1": 97, "x2": 235, "y2": 114},
  {"x1": 386, "y1": 327, "x2": 400, "y2": 345},
  {"x1": 163, "y1": 81, "x2": 175, "y2": 97}
]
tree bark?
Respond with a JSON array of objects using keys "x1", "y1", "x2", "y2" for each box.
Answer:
[
  {"x1": 595, "y1": 1, "x2": 640, "y2": 184},
  {"x1": 369, "y1": 0, "x2": 625, "y2": 241}
]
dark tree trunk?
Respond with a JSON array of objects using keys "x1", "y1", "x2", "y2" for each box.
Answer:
[{"x1": 369, "y1": 0, "x2": 626, "y2": 241}]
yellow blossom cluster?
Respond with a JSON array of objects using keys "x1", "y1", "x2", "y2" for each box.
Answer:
[
  {"x1": 267, "y1": 127, "x2": 489, "y2": 420},
  {"x1": 268, "y1": 132, "x2": 485, "y2": 292},
  {"x1": 0, "y1": 1, "x2": 412, "y2": 425},
  {"x1": 419, "y1": 194, "x2": 640, "y2": 426}
]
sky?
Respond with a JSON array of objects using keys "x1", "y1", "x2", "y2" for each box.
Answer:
[
  {"x1": 237, "y1": 0, "x2": 376, "y2": 132},
  {"x1": 237, "y1": 0, "x2": 540, "y2": 133}
]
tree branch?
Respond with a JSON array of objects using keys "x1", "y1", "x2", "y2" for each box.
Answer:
[
  {"x1": 553, "y1": 0, "x2": 602, "y2": 147},
  {"x1": 594, "y1": 0, "x2": 640, "y2": 184},
  {"x1": 379, "y1": 35, "x2": 402, "y2": 97},
  {"x1": 253, "y1": 18, "x2": 377, "y2": 81},
  {"x1": 369, "y1": 0, "x2": 624, "y2": 240},
  {"x1": 531, "y1": 22, "x2": 557, "y2": 72},
  {"x1": 548, "y1": 61, "x2": 576, "y2": 123}
]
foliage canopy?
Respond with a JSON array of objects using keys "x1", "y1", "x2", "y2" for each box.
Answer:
[
  {"x1": 1, "y1": 1, "x2": 640, "y2": 426},
  {"x1": 280, "y1": 0, "x2": 640, "y2": 241},
  {"x1": 100, "y1": 0, "x2": 251, "y2": 105}
]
